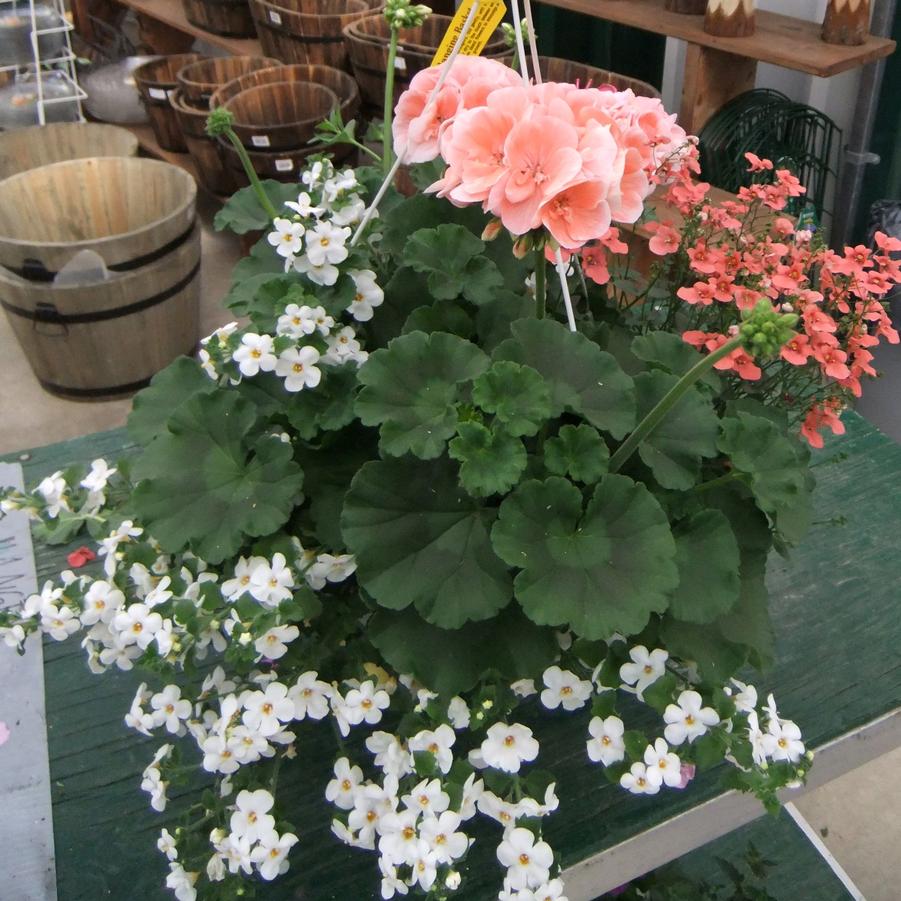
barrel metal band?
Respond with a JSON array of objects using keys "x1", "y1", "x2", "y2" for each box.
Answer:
[
  {"x1": 9, "y1": 221, "x2": 197, "y2": 283},
  {"x1": 0, "y1": 260, "x2": 201, "y2": 326},
  {"x1": 38, "y1": 375, "x2": 154, "y2": 399},
  {"x1": 255, "y1": 22, "x2": 346, "y2": 42}
]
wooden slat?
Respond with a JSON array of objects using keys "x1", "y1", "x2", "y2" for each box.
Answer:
[
  {"x1": 4, "y1": 412, "x2": 901, "y2": 899},
  {"x1": 534, "y1": 0, "x2": 896, "y2": 78}
]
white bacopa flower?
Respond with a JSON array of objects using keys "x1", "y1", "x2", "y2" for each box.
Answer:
[
  {"x1": 232, "y1": 333, "x2": 277, "y2": 378},
  {"x1": 747, "y1": 711, "x2": 770, "y2": 767},
  {"x1": 40, "y1": 604, "x2": 80, "y2": 641},
  {"x1": 309, "y1": 305, "x2": 335, "y2": 335},
  {"x1": 36, "y1": 472, "x2": 68, "y2": 518},
  {"x1": 305, "y1": 219, "x2": 350, "y2": 265},
  {"x1": 304, "y1": 553, "x2": 357, "y2": 590},
  {"x1": 478, "y1": 723, "x2": 540, "y2": 774},
  {"x1": 288, "y1": 671, "x2": 332, "y2": 720},
  {"x1": 201, "y1": 733, "x2": 240, "y2": 775},
  {"x1": 346, "y1": 781, "x2": 396, "y2": 849},
  {"x1": 540, "y1": 666, "x2": 592, "y2": 711},
  {"x1": 249, "y1": 553, "x2": 295, "y2": 606},
  {"x1": 165, "y1": 862, "x2": 198, "y2": 901},
  {"x1": 476, "y1": 790, "x2": 522, "y2": 828},
  {"x1": 643, "y1": 738, "x2": 682, "y2": 788},
  {"x1": 112, "y1": 603, "x2": 162, "y2": 650},
  {"x1": 418, "y1": 810, "x2": 468, "y2": 864},
  {"x1": 324, "y1": 326, "x2": 364, "y2": 366},
  {"x1": 284, "y1": 190, "x2": 323, "y2": 219},
  {"x1": 325, "y1": 757, "x2": 364, "y2": 810},
  {"x1": 157, "y1": 828, "x2": 178, "y2": 861},
  {"x1": 221, "y1": 556, "x2": 266, "y2": 601},
  {"x1": 23, "y1": 582, "x2": 63, "y2": 618},
  {"x1": 346, "y1": 269, "x2": 384, "y2": 322},
  {"x1": 251, "y1": 830, "x2": 298, "y2": 881},
  {"x1": 268, "y1": 217, "x2": 305, "y2": 258},
  {"x1": 80, "y1": 458, "x2": 116, "y2": 494},
  {"x1": 201, "y1": 321, "x2": 239, "y2": 348},
  {"x1": 619, "y1": 761, "x2": 663, "y2": 795},
  {"x1": 216, "y1": 832, "x2": 253, "y2": 875},
  {"x1": 242, "y1": 682, "x2": 295, "y2": 736},
  {"x1": 150, "y1": 685, "x2": 192, "y2": 734},
  {"x1": 198, "y1": 348, "x2": 217, "y2": 380},
  {"x1": 408, "y1": 724, "x2": 456, "y2": 774},
  {"x1": 80, "y1": 581, "x2": 125, "y2": 626},
  {"x1": 228, "y1": 725, "x2": 272, "y2": 765},
  {"x1": 619, "y1": 645, "x2": 669, "y2": 696},
  {"x1": 766, "y1": 717, "x2": 805, "y2": 763},
  {"x1": 330, "y1": 194, "x2": 367, "y2": 227},
  {"x1": 510, "y1": 679, "x2": 537, "y2": 699},
  {"x1": 301, "y1": 159, "x2": 324, "y2": 189},
  {"x1": 447, "y1": 696, "x2": 470, "y2": 730},
  {"x1": 586, "y1": 715, "x2": 626, "y2": 766},
  {"x1": 323, "y1": 168, "x2": 357, "y2": 203},
  {"x1": 379, "y1": 858, "x2": 410, "y2": 899},
  {"x1": 140, "y1": 765, "x2": 168, "y2": 811},
  {"x1": 276, "y1": 345, "x2": 322, "y2": 392},
  {"x1": 293, "y1": 255, "x2": 340, "y2": 286},
  {"x1": 401, "y1": 778, "x2": 450, "y2": 816},
  {"x1": 333, "y1": 681, "x2": 391, "y2": 736},
  {"x1": 145, "y1": 577, "x2": 173, "y2": 609},
  {"x1": 366, "y1": 731, "x2": 414, "y2": 779},
  {"x1": 230, "y1": 788, "x2": 276, "y2": 843},
  {"x1": 377, "y1": 809, "x2": 423, "y2": 867},
  {"x1": 527, "y1": 878, "x2": 568, "y2": 900},
  {"x1": 728, "y1": 678, "x2": 758, "y2": 714},
  {"x1": 0, "y1": 624, "x2": 25, "y2": 649},
  {"x1": 497, "y1": 827, "x2": 553, "y2": 890},
  {"x1": 663, "y1": 690, "x2": 720, "y2": 746},
  {"x1": 276, "y1": 303, "x2": 318, "y2": 338},
  {"x1": 410, "y1": 849, "x2": 440, "y2": 892}
]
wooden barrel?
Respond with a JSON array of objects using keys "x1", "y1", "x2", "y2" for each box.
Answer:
[
  {"x1": 181, "y1": 0, "x2": 257, "y2": 37},
  {"x1": 344, "y1": 14, "x2": 511, "y2": 109},
  {"x1": 176, "y1": 55, "x2": 280, "y2": 107},
  {"x1": 218, "y1": 138, "x2": 327, "y2": 185},
  {"x1": 223, "y1": 80, "x2": 338, "y2": 150},
  {"x1": 0, "y1": 158, "x2": 200, "y2": 401},
  {"x1": 170, "y1": 89, "x2": 237, "y2": 196},
  {"x1": 538, "y1": 57, "x2": 661, "y2": 100},
  {"x1": 133, "y1": 53, "x2": 203, "y2": 151},
  {"x1": 0, "y1": 157, "x2": 196, "y2": 276},
  {"x1": 210, "y1": 62, "x2": 360, "y2": 126},
  {"x1": 250, "y1": 0, "x2": 370, "y2": 69},
  {"x1": 0, "y1": 123, "x2": 138, "y2": 181}
]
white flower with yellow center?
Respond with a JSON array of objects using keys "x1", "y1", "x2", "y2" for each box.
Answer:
[
  {"x1": 619, "y1": 645, "x2": 669, "y2": 696},
  {"x1": 377, "y1": 809, "x2": 423, "y2": 867},
  {"x1": 324, "y1": 325, "x2": 364, "y2": 366},
  {"x1": 230, "y1": 788, "x2": 276, "y2": 843},
  {"x1": 248, "y1": 552, "x2": 295, "y2": 606},
  {"x1": 765, "y1": 716, "x2": 805, "y2": 763},
  {"x1": 643, "y1": 738, "x2": 682, "y2": 788},
  {"x1": 251, "y1": 830, "x2": 298, "y2": 881},
  {"x1": 267, "y1": 217, "x2": 305, "y2": 259},
  {"x1": 241, "y1": 682, "x2": 295, "y2": 736},
  {"x1": 221, "y1": 556, "x2": 266, "y2": 601},
  {"x1": 276, "y1": 346, "x2": 322, "y2": 392},
  {"x1": 112, "y1": 603, "x2": 162, "y2": 650},
  {"x1": 292, "y1": 254, "x2": 340, "y2": 287},
  {"x1": 80, "y1": 458, "x2": 116, "y2": 494},
  {"x1": 497, "y1": 827, "x2": 553, "y2": 891},
  {"x1": 284, "y1": 190, "x2": 323, "y2": 219},
  {"x1": 305, "y1": 221, "x2": 351, "y2": 267},
  {"x1": 253, "y1": 624, "x2": 299, "y2": 661},
  {"x1": 325, "y1": 757, "x2": 364, "y2": 810},
  {"x1": 346, "y1": 269, "x2": 384, "y2": 322},
  {"x1": 586, "y1": 714, "x2": 625, "y2": 766},
  {"x1": 288, "y1": 671, "x2": 332, "y2": 720},
  {"x1": 663, "y1": 690, "x2": 720, "y2": 746},
  {"x1": 408, "y1": 724, "x2": 456, "y2": 774},
  {"x1": 478, "y1": 722, "x2": 539, "y2": 774},
  {"x1": 36, "y1": 471, "x2": 68, "y2": 518},
  {"x1": 157, "y1": 828, "x2": 178, "y2": 861},
  {"x1": 620, "y1": 761, "x2": 663, "y2": 795},
  {"x1": 232, "y1": 333, "x2": 277, "y2": 378},
  {"x1": 540, "y1": 666, "x2": 592, "y2": 711},
  {"x1": 164, "y1": 862, "x2": 197, "y2": 901},
  {"x1": 150, "y1": 684, "x2": 192, "y2": 734},
  {"x1": 420, "y1": 810, "x2": 468, "y2": 865},
  {"x1": 330, "y1": 194, "x2": 366, "y2": 227},
  {"x1": 276, "y1": 302, "x2": 318, "y2": 338},
  {"x1": 333, "y1": 681, "x2": 390, "y2": 735},
  {"x1": 401, "y1": 778, "x2": 450, "y2": 816}
]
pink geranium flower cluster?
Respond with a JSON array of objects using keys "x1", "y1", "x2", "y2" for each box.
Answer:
[{"x1": 392, "y1": 57, "x2": 693, "y2": 249}]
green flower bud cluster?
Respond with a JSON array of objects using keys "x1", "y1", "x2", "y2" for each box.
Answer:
[
  {"x1": 205, "y1": 107, "x2": 235, "y2": 137},
  {"x1": 739, "y1": 299, "x2": 799, "y2": 357},
  {"x1": 501, "y1": 19, "x2": 531, "y2": 48},
  {"x1": 384, "y1": 0, "x2": 431, "y2": 29}
]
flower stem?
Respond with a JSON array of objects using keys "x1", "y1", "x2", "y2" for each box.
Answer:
[
  {"x1": 609, "y1": 336, "x2": 742, "y2": 474},
  {"x1": 383, "y1": 26, "x2": 400, "y2": 176},
  {"x1": 224, "y1": 128, "x2": 278, "y2": 221},
  {"x1": 534, "y1": 249, "x2": 547, "y2": 319}
]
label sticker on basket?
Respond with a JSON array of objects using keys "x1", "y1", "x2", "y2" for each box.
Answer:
[
  {"x1": 251, "y1": 135, "x2": 271, "y2": 148},
  {"x1": 269, "y1": 9, "x2": 282, "y2": 25},
  {"x1": 394, "y1": 55, "x2": 407, "y2": 72},
  {"x1": 166, "y1": 89, "x2": 176, "y2": 101},
  {"x1": 275, "y1": 159, "x2": 294, "y2": 172},
  {"x1": 431, "y1": 0, "x2": 506, "y2": 66},
  {"x1": 148, "y1": 87, "x2": 168, "y2": 100}
]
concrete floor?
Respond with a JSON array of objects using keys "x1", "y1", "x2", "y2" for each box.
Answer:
[{"x1": 2, "y1": 192, "x2": 900, "y2": 898}]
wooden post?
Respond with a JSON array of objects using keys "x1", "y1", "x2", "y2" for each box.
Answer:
[
  {"x1": 665, "y1": 0, "x2": 707, "y2": 13},
  {"x1": 704, "y1": 0, "x2": 756, "y2": 37},
  {"x1": 679, "y1": 42, "x2": 757, "y2": 133},
  {"x1": 822, "y1": 0, "x2": 871, "y2": 46}
]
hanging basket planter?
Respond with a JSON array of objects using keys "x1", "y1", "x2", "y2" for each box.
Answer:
[
  {"x1": 133, "y1": 53, "x2": 203, "y2": 152},
  {"x1": 175, "y1": 55, "x2": 280, "y2": 108},
  {"x1": 181, "y1": 0, "x2": 257, "y2": 38},
  {"x1": 250, "y1": 0, "x2": 371, "y2": 70}
]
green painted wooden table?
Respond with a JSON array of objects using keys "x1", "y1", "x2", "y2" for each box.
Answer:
[{"x1": 6, "y1": 412, "x2": 900, "y2": 900}]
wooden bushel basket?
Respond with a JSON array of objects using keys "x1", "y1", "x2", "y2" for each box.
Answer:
[
  {"x1": 0, "y1": 158, "x2": 200, "y2": 400},
  {"x1": 0, "y1": 123, "x2": 138, "y2": 181},
  {"x1": 250, "y1": 0, "x2": 370, "y2": 70},
  {"x1": 537, "y1": 57, "x2": 661, "y2": 100},
  {"x1": 181, "y1": 0, "x2": 257, "y2": 37},
  {"x1": 133, "y1": 53, "x2": 203, "y2": 151},
  {"x1": 176, "y1": 55, "x2": 280, "y2": 107},
  {"x1": 170, "y1": 89, "x2": 237, "y2": 196},
  {"x1": 218, "y1": 138, "x2": 330, "y2": 185},
  {"x1": 210, "y1": 62, "x2": 360, "y2": 127},
  {"x1": 223, "y1": 80, "x2": 339, "y2": 151},
  {"x1": 343, "y1": 14, "x2": 511, "y2": 109}
]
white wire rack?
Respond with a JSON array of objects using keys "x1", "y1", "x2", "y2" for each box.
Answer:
[{"x1": 0, "y1": 0, "x2": 85, "y2": 125}]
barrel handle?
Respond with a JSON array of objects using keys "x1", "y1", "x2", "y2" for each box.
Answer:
[{"x1": 33, "y1": 302, "x2": 68, "y2": 338}]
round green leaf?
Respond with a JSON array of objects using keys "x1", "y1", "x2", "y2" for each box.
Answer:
[
  {"x1": 493, "y1": 318, "x2": 636, "y2": 439},
  {"x1": 341, "y1": 458, "x2": 512, "y2": 628},
  {"x1": 669, "y1": 510, "x2": 741, "y2": 624},
  {"x1": 543, "y1": 424, "x2": 609, "y2": 483},
  {"x1": 633, "y1": 370, "x2": 720, "y2": 490},
  {"x1": 471, "y1": 361, "x2": 552, "y2": 437},
  {"x1": 355, "y1": 331, "x2": 489, "y2": 459},
  {"x1": 448, "y1": 421, "x2": 527, "y2": 497},
  {"x1": 491, "y1": 476, "x2": 678, "y2": 639}
]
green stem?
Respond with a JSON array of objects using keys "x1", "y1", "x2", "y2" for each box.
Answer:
[
  {"x1": 534, "y1": 249, "x2": 547, "y2": 319},
  {"x1": 383, "y1": 26, "x2": 400, "y2": 176},
  {"x1": 353, "y1": 140, "x2": 383, "y2": 164},
  {"x1": 692, "y1": 470, "x2": 747, "y2": 493},
  {"x1": 609, "y1": 336, "x2": 743, "y2": 473},
  {"x1": 224, "y1": 128, "x2": 278, "y2": 221}
]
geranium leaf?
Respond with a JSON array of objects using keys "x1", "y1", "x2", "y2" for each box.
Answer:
[
  {"x1": 368, "y1": 606, "x2": 558, "y2": 698},
  {"x1": 633, "y1": 370, "x2": 720, "y2": 490},
  {"x1": 493, "y1": 319, "x2": 636, "y2": 439},
  {"x1": 133, "y1": 392, "x2": 303, "y2": 563},
  {"x1": 718, "y1": 412, "x2": 814, "y2": 543},
  {"x1": 223, "y1": 238, "x2": 287, "y2": 316},
  {"x1": 341, "y1": 458, "x2": 513, "y2": 628},
  {"x1": 461, "y1": 256, "x2": 505, "y2": 305},
  {"x1": 403, "y1": 300, "x2": 475, "y2": 339},
  {"x1": 472, "y1": 361, "x2": 552, "y2": 437},
  {"x1": 355, "y1": 331, "x2": 489, "y2": 459},
  {"x1": 213, "y1": 180, "x2": 301, "y2": 234},
  {"x1": 543, "y1": 424, "x2": 609, "y2": 483},
  {"x1": 631, "y1": 331, "x2": 721, "y2": 389},
  {"x1": 475, "y1": 290, "x2": 533, "y2": 352},
  {"x1": 669, "y1": 510, "x2": 741, "y2": 624},
  {"x1": 127, "y1": 357, "x2": 215, "y2": 447},
  {"x1": 284, "y1": 365, "x2": 358, "y2": 440},
  {"x1": 448, "y1": 422, "x2": 527, "y2": 497},
  {"x1": 491, "y1": 476, "x2": 678, "y2": 639}
]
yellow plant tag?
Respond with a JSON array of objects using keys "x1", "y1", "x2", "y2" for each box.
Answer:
[{"x1": 431, "y1": 0, "x2": 507, "y2": 66}]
